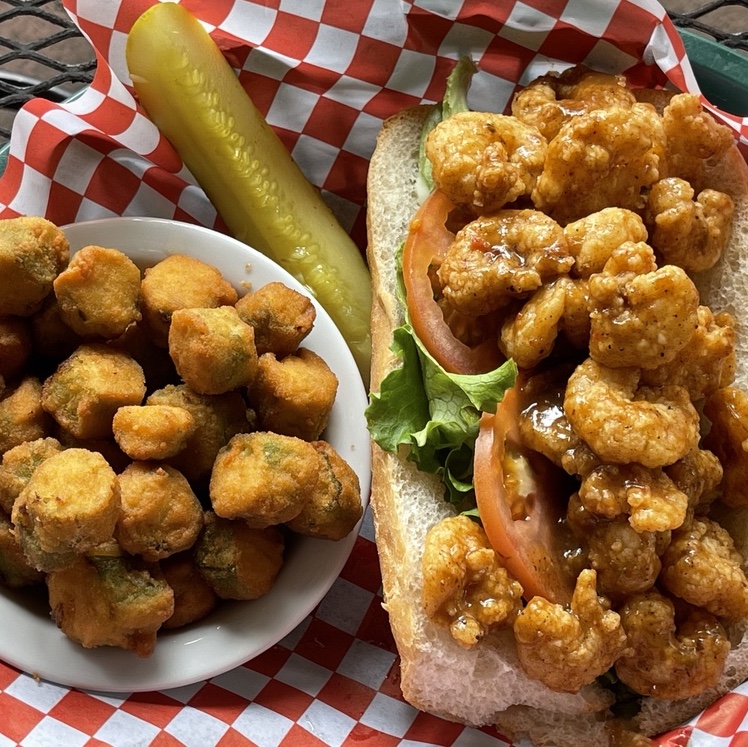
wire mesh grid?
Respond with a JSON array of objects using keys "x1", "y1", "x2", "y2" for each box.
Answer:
[{"x1": 0, "y1": 0, "x2": 745, "y2": 146}]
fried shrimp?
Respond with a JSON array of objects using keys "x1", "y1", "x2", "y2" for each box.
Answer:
[
  {"x1": 564, "y1": 358, "x2": 700, "y2": 469},
  {"x1": 645, "y1": 177, "x2": 734, "y2": 274},
  {"x1": 588, "y1": 242, "x2": 700, "y2": 370},
  {"x1": 438, "y1": 210, "x2": 574, "y2": 316},
  {"x1": 578, "y1": 463, "x2": 688, "y2": 533},
  {"x1": 425, "y1": 111, "x2": 547, "y2": 214},
  {"x1": 511, "y1": 67, "x2": 636, "y2": 142},
  {"x1": 422, "y1": 515, "x2": 523, "y2": 648},
  {"x1": 665, "y1": 448, "x2": 723, "y2": 519},
  {"x1": 532, "y1": 104, "x2": 666, "y2": 224},
  {"x1": 513, "y1": 569, "x2": 627, "y2": 693},
  {"x1": 660, "y1": 518, "x2": 748, "y2": 622},
  {"x1": 615, "y1": 591, "x2": 730, "y2": 699}
]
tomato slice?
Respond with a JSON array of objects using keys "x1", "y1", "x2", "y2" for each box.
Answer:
[
  {"x1": 474, "y1": 384, "x2": 576, "y2": 605},
  {"x1": 402, "y1": 190, "x2": 503, "y2": 375}
]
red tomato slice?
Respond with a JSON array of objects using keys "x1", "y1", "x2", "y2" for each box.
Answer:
[
  {"x1": 402, "y1": 190, "x2": 503, "y2": 375},
  {"x1": 474, "y1": 384, "x2": 576, "y2": 605}
]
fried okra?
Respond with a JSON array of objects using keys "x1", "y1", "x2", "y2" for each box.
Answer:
[
  {"x1": 140, "y1": 254, "x2": 238, "y2": 347},
  {"x1": 46, "y1": 553, "x2": 174, "y2": 656},
  {"x1": 249, "y1": 348, "x2": 338, "y2": 441},
  {"x1": 146, "y1": 384, "x2": 254, "y2": 482},
  {"x1": 160, "y1": 551, "x2": 218, "y2": 629},
  {"x1": 112, "y1": 405, "x2": 196, "y2": 460},
  {"x1": 29, "y1": 295, "x2": 83, "y2": 362},
  {"x1": 235, "y1": 281, "x2": 316, "y2": 357},
  {"x1": 0, "y1": 436, "x2": 62, "y2": 515},
  {"x1": 53, "y1": 245, "x2": 142, "y2": 339},
  {"x1": 194, "y1": 512, "x2": 284, "y2": 600},
  {"x1": 0, "y1": 377, "x2": 50, "y2": 455},
  {"x1": 168, "y1": 306, "x2": 258, "y2": 395},
  {"x1": 0, "y1": 317, "x2": 32, "y2": 381},
  {"x1": 210, "y1": 431, "x2": 321, "y2": 528},
  {"x1": 0, "y1": 510, "x2": 43, "y2": 588},
  {"x1": 12, "y1": 449, "x2": 120, "y2": 572},
  {"x1": 116, "y1": 462, "x2": 203, "y2": 561},
  {"x1": 0, "y1": 216, "x2": 69, "y2": 317},
  {"x1": 41, "y1": 344, "x2": 146, "y2": 440},
  {"x1": 286, "y1": 441, "x2": 362, "y2": 540}
]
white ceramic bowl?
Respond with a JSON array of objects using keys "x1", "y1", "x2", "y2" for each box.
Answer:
[{"x1": 0, "y1": 217, "x2": 371, "y2": 693}]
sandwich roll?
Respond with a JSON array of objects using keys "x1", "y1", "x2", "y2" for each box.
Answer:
[{"x1": 365, "y1": 63, "x2": 748, "y2": 746}]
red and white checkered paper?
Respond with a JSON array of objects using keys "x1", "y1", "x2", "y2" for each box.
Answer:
[{"x1": 0, "y1": 1, "x2": 747, "y2": 746}]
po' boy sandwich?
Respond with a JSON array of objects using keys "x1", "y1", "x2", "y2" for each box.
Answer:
[{"x1": 365, "y1": 59, "x2": 748, "y2": 746}]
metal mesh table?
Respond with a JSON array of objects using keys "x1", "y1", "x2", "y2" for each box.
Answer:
[{"x1": 0, "y1": 0, "x2": 745, "y2": 146}]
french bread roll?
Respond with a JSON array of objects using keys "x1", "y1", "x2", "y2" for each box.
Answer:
[{"x1": 366, "y1": 93, "x2": 748, "y2": 746}]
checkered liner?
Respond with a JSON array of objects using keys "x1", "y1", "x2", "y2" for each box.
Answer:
[{"x1": 0, "y1": 1, "x2": 747, "y2": 745}]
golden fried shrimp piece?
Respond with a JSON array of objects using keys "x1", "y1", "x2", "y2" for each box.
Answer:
[
  {"x1": 532, "y1": 104, "x2": 667, "y2": 225},
  {"x1": 249, "y1": 348, "x2": 338, "y2": 441},
  {"x1": 112, "y1": 404, "x2": 196, "y2": 461},
  {"x1": 588, "y1": 242, "x2": 700, "y2": 370},
  {"x1": 286, "y1": 441, "x2": 362, "y2": 540},
  {"x1": 0, "y1": 216, "x2": 69, "y2": 317},
  {"x1": 645, "y1": 178, "x2": 734, "y2": 274},
  {"x1": 53, "y1": 245, "x2": 142, "y2": 339},
  {"x1": 703, "y1": 387, "x2": 748, "y2": 508},
  {"x1": 422, "y1": 515, "x2": 523, "y2": 648},
  {"x1": 511, "y1": 67, "x2": 636, "y2": 142},
  {"x1": 12, "y1": 448, "x2": 120, "y2": 571},
  {"x1": 563, "y1": 208, "x2": 648, "y2": 278},
  {"x1": 587, "y1": 519, "x2": 662, "y2": 599},
  {"x1": 146, "y1": 384, "x2": 254, "y2": 482},
  {"x1": 660, "y1": 518, "x2": 748, "y2": 621},
  {"x1": 0, "y1": 510, "x2": 44, "y2": 588},
  {"x1": 210, "y1": 431, "x2": 321, "y2": 528},
  {"x1": 0, "y1": 436, "x2": 62, "y2": 515},
  {"x1": 513, "y1": 569, "x2": 626, "y2": 693},
  {"x1": 615, "y1": 591, "x2": 730, "y2": 699},
  {"x1": 578, "y1": 463, "x2": 688, "y2": 533},
  {"x1": 438, "y1": 210, "x2": 574, "y2": 316},
  {"x1": 0, "y1": 376, "x2": 50, "y2": 455},
  {"x1": 641, "y1": 306, "x2": 735, "y2": 401},
  {"x1": 46, "y1": 553, "x2": 174, "y2": 657},
  {"x1": 140, "y1": 254, "x2": 238, "y2": 347},
  {"x1": 159, "y1": 551, "x2": 218, "y2": 629},
  {"x1": 168, "y1": 306, "x2": 258, "y2": 395},
  {"x1": 41, "y1": 344, "x2": 146, "y2": 440},
  {"x1": 662, "y1": 93, "x2": 735, "y2": 189},
  {"x1": 116, "y1": 462, "x2": 203, "y2": 562},
  {"x1": 426, "y1": 111, "x2": 547, "y2": 214},
  {"x1": 564, "y1": 358, "x2": 700, "y2": 469},
  {"x1": 194, "y1": 512, "x2": 284, "y2": 600},
  {"x1": 665, "y1": 448, "x2": 723, "y2": 519},
  {"x1": 0, "y1": 317, "x2": 32, "y2": 381},
  {"x1": 235, "y1": 281, "x2": 316, "y2": 357}
]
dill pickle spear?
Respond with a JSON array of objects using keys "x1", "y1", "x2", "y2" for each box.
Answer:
[{"x1": 126, "y1": 3, "x2": 371, "y2": 382}]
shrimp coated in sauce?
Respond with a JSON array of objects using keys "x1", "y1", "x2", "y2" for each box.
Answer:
[
  {"x1": 615, "y1": 590, "x2": 730, "y2": 699},
  {"x1": 564, "y1": 358, "x2": 700, "y2": 469},
  {"x1": 438, "y1": 210, "x2": 574, "y2": 317},
  {"x1": 513, "y1": 569, "x2": 627, "y2": 693},
  {"x1": 588, "y1": 241, "x2": 700, "y2": 370},
  {"x1": 426, "y1": 111, "x2": 547, "y2": 214}
]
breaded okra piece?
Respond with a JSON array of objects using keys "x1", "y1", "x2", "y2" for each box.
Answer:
[
  {"x1": 194, "y1": 512, "x2": 284, "y2": 600},
  {"x1": 168, "y1": 305, "x2": 258, "y2": 394},
  {"x1": 0, "y1": 510, "x2": 44, "y2": 588},
  {"x1": 41, "y1": 343, "x2": 146, "y2": 439},
  {"x1": 0, "y1": 317, "x2": 32, "y2": 381},
  {"x1": 0, "y1": 436, "x2": 62, "y2": 515},
  {"x1": 140, "y1": 254, "x2": 238, "y2": 347},
  {"x1": 248, "y1": 348, "x2": 338, "y2": 441},
  {"x1": 0, "y1": 377, "x2": 50, "y2": 456},
  {"x1": 53, "y1": 245, "x2": 142, "y2": 339},
  {"x1": 46, "y1": 552, "x2": 174, "y2": 656},
  {"x1": 12, "y1": 448, "x2": 120, "y2": 572},
  {"x1": 209, "y1": 431, "x2": 321, "y2": 528},
  {"x1": 0, "y1": 216, "x2": 69, "y2": 317},
  {"x1": 160, "y1": 551, "x2": 218, "y2": 629},
  {"x1": 116, "y1": 462, "x2": 203, "y2": 561},
  {"x1": 112, "y1": 404, "x2": 196, "y2": 460},
  {"x1": 235, "y1": 281, "x2": 316, "y2": 357}
]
